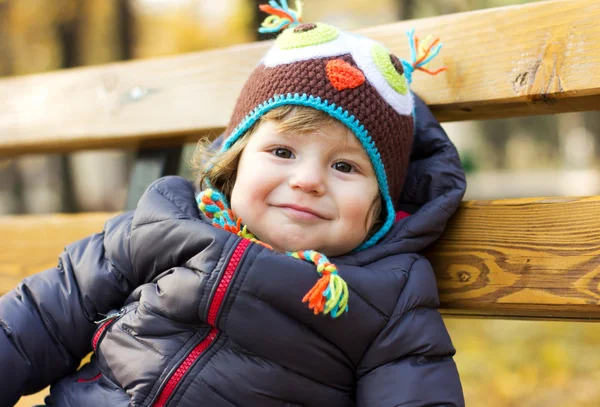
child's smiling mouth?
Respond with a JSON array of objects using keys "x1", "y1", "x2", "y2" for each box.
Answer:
[{"x1": 273, "y1": 204, "x2": 329, "y2": 221}]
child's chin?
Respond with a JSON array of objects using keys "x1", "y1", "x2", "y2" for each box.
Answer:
[
  {"x1": 272, "y1": 241, "x2": 327, "y2": 255},
  {"x1": 263, "y1": 234, "x2": 353, "y2": 257},
  {"x1": 260, "y1": 229, "x2": 350, "y2": 257}
]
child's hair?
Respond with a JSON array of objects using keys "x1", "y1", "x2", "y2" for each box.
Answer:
[{"x1": 191, "y1": 105, "x2": 383, "y2": 235}]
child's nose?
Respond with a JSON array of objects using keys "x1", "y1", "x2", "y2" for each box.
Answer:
[{"x1": 289, "y1": 164, "x2": 325, "y2": 195}]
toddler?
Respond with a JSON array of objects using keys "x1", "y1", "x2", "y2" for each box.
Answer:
[{"x1": 0, "y1": 2, "x2": 466, "y2": 406}]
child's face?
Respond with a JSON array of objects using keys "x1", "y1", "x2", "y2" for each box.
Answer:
[{"x1": 230, "y1": 118, "x2": 380, "y2": 257}]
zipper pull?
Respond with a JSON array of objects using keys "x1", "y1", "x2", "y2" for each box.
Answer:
[{"x1": 94, "y1": 308, "x2": 125, "y2": 325}]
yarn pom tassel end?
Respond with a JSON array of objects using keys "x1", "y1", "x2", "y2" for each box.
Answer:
[{"x1": 298, "y1": 252, "x2": 349, "y2": 318}]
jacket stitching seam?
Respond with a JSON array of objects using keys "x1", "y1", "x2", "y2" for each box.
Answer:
[
  {"x1": 101, "y1": 212, "x2": 136, "y2": 292},
  {"x1": 0, "y1": 318, "x2": 32, "y2": 365},
  {"x1": 225, "y1": 335, "x2": 352, "y2": 394},
  {"x1": 359, "y1": 255, "x2": 416, "y2": 361},
  {"x1": 389, "y1": 202, "x2": 451, "y2": 245},
  {"x1": 347, "y1": 284, "x2": 389, "y2": 321},
  {"x1": 239, "y1": 289, "x2": 359, "y2": 370},
  {"x1": 153, "y1": 179, "x2": 196, "y2": 219},
  {"x1": 117, "y1": 324, "x2": 166, "y2": 358},
  {"x1": 284, "y1": 254, "x2": 390, "y2": 320},
  {"x1": 197, "y1": 377, "x2": 238, "y2": 406},
  {"x1": 390, "y1": 256, "x2": 438, "y2": 319},
  {"x1": 132, "y1": 217, "x2": 173, "y2": 230},
  {"x1": 391, "y1": 304, "x2": 439, "y2": 320},
  {"x1": 101, "y1": 237, "x2": 135, "y2": 296},
  {"x1": 20, "y1": 283, "x2": 78, "y2": 369},
  {"x1": 131, "y1": 178, "x2": 204, "y2": 231},
  {"x1": 34, "y1": 255, "x2": 84, "y2": 364}
]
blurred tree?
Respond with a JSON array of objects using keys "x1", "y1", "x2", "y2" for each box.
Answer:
[
  {"x1": 131, "y1": 0, "x2": 252, "y2": 58},
  {"x1": 0, "y1": 0, "x2": 20, "y2": 214},
  {"x1": 56, "y1": 0, "x2": 83, "y2": 212},
  {"x1": 118, "y1": 0, "x2": 135, "y2": 60},
  {"x1": 0, "y1": 1, "x2": 11, "y2": 76},
  {"x1": 2, "y1": 0, "x2": 66, "y2": 214},
  {"x1": 57, "y1": 0, "x2": 82, "y2": 68},
  {"x1": 68, "y1": 0, "x2": 131, "y2": 212},
  {"x1": 398, "y1": 0, "x2": 416, "y2": 20}
]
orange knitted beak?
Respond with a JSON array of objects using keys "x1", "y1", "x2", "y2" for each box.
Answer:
[{"x1": 326, "y1": 59, "x2": 365, "y2": 91}]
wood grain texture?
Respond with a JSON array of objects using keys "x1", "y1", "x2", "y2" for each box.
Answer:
[
  {"x1": 0, "y1": 213, "x2": 114, "y2": 294},
  {"x1": 425, "y1": 196, "x2": 600, "y2": 320},
  {"x1": 2, "y1": 197, "x2": 600, "y2": 320},
  {"x1": 1, "y1": 0, "x2": 599, "y2": 156}
]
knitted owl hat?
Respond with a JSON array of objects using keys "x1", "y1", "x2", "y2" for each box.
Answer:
[
  {"x1": 221, "y1": 0, "x2": 445, "y2": 250},
  {"x1": 198, "y1": 0, "x2": 445, "y2": 318}
]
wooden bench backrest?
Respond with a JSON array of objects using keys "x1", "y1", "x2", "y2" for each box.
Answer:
[{"x1": 1, "y1": 0, "x2": 599, "y2": 320}]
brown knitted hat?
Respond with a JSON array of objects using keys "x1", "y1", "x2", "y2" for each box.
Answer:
[{"x1": 219, "y1": 4, "x2": 444, "y2": 250}]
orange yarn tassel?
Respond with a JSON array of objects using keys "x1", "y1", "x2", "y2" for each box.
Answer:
[
  {"x1": 302, "y1": 273, "x2": 331, "y2": 315},
  {"x1": 259, "y1": 4, "x2": 296, "y2": 22}
]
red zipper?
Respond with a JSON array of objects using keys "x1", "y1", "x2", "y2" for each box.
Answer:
[
  {"x1": 208, "y1": 239, "x2": 250, "y2": 325},
  {"x1": 92, "y1": 308, "x2": 126, "y2": 352},
  {"x1": 151, "y1": 239, "x2": 250, "y2": 407},
  {"x1": 92, "y1": 319, "x2": 114, "y2": 352},
  {"x1": 152, "y1": 328, "x2": 218, "y2": 407},
  {"x1": 77, "y1": 373, "x2": 102, "y2": 383}
]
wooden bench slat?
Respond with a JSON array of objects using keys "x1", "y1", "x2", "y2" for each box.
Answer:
[
  {"x1": 426, "y1": 196, "x2": 600, "y2": 321},
  {"x1": 2, "y1": 196, "x2": 600, "y2": 320},
  {"x1": 1, "y1": 0, "x2": 599, "y2": 156},
  {"x1": 0, "y1": 213, "x2": 115, "y2": 294}
]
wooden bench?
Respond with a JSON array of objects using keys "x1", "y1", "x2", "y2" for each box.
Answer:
[{"x1": 2, "y1": 0, "x2": 600, "y2": 324}]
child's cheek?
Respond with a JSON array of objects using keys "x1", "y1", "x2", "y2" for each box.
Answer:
[
  {"x1": 231, "y1": 179, "x2": 254, "y2": 219},
  {"x1": 348, "y1": 198, "x2": 371, "y2": 221},
  {"x1": 344, "y1": 191, "x2": 378, "y2": 230},
  {"x1": 233, "y1": 180, "x2": 269, "y2": 224}
]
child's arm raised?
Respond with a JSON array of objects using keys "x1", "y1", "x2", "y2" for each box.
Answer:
[
  {"x1": 0, "y1": 211, "x2": 136, "y2": 407},
  {"x1": 355, "y1": 255, "x2": 465, "y2": 407}
]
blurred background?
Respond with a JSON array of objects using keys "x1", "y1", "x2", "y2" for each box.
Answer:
[{"x1": 1, "y1": 0, "x2": 599, "y2": 406}]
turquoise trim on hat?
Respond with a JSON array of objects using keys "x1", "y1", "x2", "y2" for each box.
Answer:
[{"x1": 220, "y1": 92, "x2": 396, "y2": 251}]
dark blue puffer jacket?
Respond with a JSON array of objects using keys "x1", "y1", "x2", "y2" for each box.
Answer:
[{"x1": 0, "y1": 96, "x2": 466, "y2": 407}]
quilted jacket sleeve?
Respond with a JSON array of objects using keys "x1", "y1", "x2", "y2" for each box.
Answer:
[
  {"x1": 355, "y1": 256, "x2": 465, "y2": 407},
  {"x1": 0, "y1": 211, "x2": 135, "y2": 407}
]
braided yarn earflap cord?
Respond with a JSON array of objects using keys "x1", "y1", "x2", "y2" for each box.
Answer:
[
  {"x1": 290, "y1": 251, "x2": 349, "y2": 317},
  {"x1": 197, "y1": 189, "x2": 349, "y2": 318},
  {"x1": 198, "y1": 189, "x2": 272, "y2": 249}
]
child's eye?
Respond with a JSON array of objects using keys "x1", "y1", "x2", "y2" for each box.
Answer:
[
  {"x1": 273, "y1": 148, "x2": 294, "y2": 159},
  {"x1": 332, "y1": 162, "x2": 353, "y2": 173}
]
